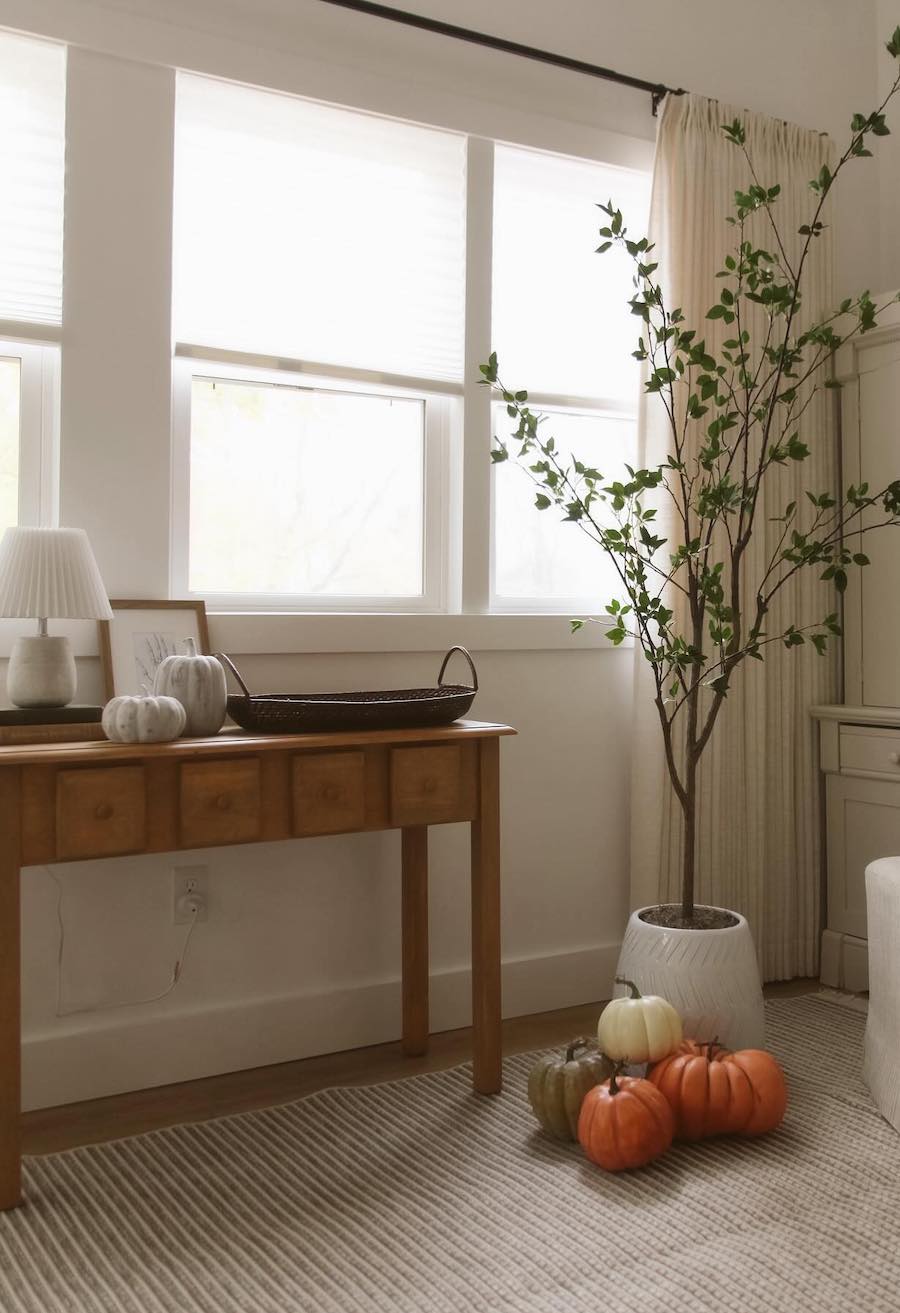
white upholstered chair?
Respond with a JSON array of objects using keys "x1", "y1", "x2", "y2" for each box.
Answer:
[{"x1": 863, "y1": 858, "x2": 900, "y2": 1132}]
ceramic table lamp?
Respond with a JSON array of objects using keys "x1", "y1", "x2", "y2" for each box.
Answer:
[{"x1": 0, "y1": 526, "x2": 113, "y2": 708}]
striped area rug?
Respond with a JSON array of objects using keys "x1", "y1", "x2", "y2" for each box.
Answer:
[{"x1": 2, "y1": 997, "x2": 899, "y2": 1312}]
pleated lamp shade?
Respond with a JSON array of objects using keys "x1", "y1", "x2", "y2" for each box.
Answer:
[{"x1": 0, "y1": 527, "x2": 113, "y2": 620}]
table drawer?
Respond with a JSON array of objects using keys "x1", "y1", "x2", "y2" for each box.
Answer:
[
  {"x1": 390, "y1": 744, "x2": 474, "y2": 826},
  {"x1": 839, "y1": 725, "x2": 900, "y2": 777},
  {"x1": 56, "y1": 766, "x2": 147, "y2": 860},
  {"x1": 180, "y1": 759, "x2": 261, "y2": 847},
  {"x1": 293, "y1": 750, "x2": 366, "y2": 836}
]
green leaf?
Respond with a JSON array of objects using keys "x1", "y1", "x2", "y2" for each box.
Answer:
[
  {"x1": 534, "y1": 494, "x2": 551, "y2": 510},
  {"x1": 570, "y1": 619, "x2": 585, "y2": 633}
]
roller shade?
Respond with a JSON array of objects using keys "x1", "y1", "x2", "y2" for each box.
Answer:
[
  {"x1": 174, "y1": 73, "x2": 467, "y2": 382},
  {"x1": 0, "y1": 32, "x2": 65, "y2": 327}
]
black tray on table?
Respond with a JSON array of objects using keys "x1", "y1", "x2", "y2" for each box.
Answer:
[{"x1": 218, "y1": 647, "x2": 478, "y2": 734}]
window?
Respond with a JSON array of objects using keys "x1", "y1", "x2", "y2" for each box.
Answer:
[
  {"x1": 0, "y1": 32, "x2": 64, "y2": 535},
  {"x1": 177, "y1": 367, "x2": 450, "y2": 606},
  {"x1": 490, "y1": 144, "x2": 651, "y2": 611},
  {"x1": 172, "y1": 72, "x2": 649, "y2": 613}
]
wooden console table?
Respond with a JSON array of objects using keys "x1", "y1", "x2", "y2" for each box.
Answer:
[{"x1": 0, "y1": 718, "x2": 514, "y2": 1211}]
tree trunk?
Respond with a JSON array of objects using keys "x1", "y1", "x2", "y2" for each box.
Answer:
[{"x1": 681, "y1": 760, "x2": 697, "y2": 921}]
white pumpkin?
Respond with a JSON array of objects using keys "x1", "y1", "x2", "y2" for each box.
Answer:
[
  {"x1": 597, "y1": 977, "x2": 683, "y2": 1064},
  {"x1": 153, "y1": 638, "x2": 227, "y2": 737},
  {"x1": 102, "y1": 694, "x2": 186, "y2": 743}
]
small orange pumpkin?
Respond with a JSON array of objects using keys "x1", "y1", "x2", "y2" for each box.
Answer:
[
  {"x1": 577, "y1": 1069, "x2": 674, "y2": 1171},
  {"x1": 648, "y1": 1040, "x2": 754, "y2": 1140},
  {"x1": 649, "y1": 1040, "x2": 787, "y2": 1139}
]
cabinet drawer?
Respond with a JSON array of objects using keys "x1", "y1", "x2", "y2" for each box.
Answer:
[
  {"x1": 839, "y1": 725, "x2": 900, "y2": 777},
  {"x1": 56, "y1": 766, "x2": 146, "y2": 860},
  {"x1": 390, "y1": 744, "x2": 474, "y2": 826},
  {"x1": 293, "y1": 751, "x2": 366, "y2": 836},
  {"x1": 180, "y1": 759, "x2": 261, "y2": 847}
]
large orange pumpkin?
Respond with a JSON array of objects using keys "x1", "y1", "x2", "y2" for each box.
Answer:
[
  {"x1": 577, "y1": 1070, "x2": 674, "y2": 1171},
  {"x1": 648, "y1": 1040, "x2": 754, "y2": 1140},
  {"x1": 725, "y1": 1048, "x2": 788, "y2": 1137},
  {"x1": 649, "y1": 1040, "x2": 787, "y2": 1139}
]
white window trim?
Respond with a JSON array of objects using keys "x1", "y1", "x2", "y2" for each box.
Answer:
[{"x1": 170, "y1": 353, "x2": 458, "y2": 613}]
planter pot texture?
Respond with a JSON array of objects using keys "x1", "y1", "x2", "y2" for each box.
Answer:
[{"x1": 614, "y1": 905, "x2": 766, "y2": 1051}]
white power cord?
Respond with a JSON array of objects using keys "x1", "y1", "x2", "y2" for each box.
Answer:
[{"x1": 46, "y1": 868, "x2": 201, "y2": 1019}]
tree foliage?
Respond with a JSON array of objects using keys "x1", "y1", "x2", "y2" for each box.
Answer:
[{"x1": 482, "y1": 32, "x2": 900, "y2": 920}]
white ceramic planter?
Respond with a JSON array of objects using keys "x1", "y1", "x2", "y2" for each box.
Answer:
[{"x1": 615, "y1": 905, "x2": 766, "y2": 1051}]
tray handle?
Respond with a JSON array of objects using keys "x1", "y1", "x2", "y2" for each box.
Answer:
[
  {"x1": 437, "y1": 645, "x2": 478, "y2": 692},
  {"x1": 214, "y1": 652, "x2": 253, "y2": 700}
]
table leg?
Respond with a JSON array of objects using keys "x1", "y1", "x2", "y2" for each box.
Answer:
[
  {"x1": 0, "y1": 768, "x2": 22, "y2": 1210},
  {"x1": 471, "y1": 737, "x2": 501, "y2": 1094},
  {"x1": 401, "y1": 826, "x2": 429, "y2": 1057}
]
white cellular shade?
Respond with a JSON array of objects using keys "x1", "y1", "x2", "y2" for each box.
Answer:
[
  {"x1": 0, "y1": 33, "x2": 65, "y2": 327},
  {"x1": 492, "y1": 144, "x2": 651, "y2": 400},
  {"x1": 0, "y1": 526, "x2": 113, "y2": 619},
  {"x1": 174, "y1": 74, "x2": 467, "y2": 382}
]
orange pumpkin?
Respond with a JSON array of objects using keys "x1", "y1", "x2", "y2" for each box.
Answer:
[
  {"x1": 648, "y1": 1040, "x2": 754, "y2": 1140},
  {"x1": 649, "y1": 1040, "x2": 787, "y2": 1139},
  {"x1": 725, "y1": 1048, "x2": 788, "y2": 1137},
  {"x1": 577, "y1": 1070, "x2": 674, "y2": 1171}
]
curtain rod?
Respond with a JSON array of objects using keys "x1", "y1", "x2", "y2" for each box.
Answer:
[{"x1": 314, "y1": 0, "x2": 684, "y2": 116}]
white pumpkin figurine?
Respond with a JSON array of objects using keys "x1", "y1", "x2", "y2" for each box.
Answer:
[
  {"x1": 597, "y1": 976, "x2": 683, "y2": 1064},
  {"x1": 153, "y1": 638, "x2": 227, "y2": 737},
  {"x1": 102, "y1": 694, "x2": 186, "y2": 743}
]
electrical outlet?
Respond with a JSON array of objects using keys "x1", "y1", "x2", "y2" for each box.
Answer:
[{"x1": 173, "y1": 865, "x2": 209, "y2": 924}]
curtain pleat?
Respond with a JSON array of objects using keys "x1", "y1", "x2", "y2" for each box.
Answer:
[{"x1": 629, "y1": 93, "x2": 838, "y2": 981}]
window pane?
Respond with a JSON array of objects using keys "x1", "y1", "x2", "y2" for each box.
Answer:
[
  {"x1": 174, "y1": 75, "x2": 466, "y2": 381},
  {"x1": 0, "y1": 358, "x2": 20, "y2": 534},
  {"x1": 0, "y1": 33, "x2": 65, "y2": 326},
  {"x1": 189, "y1": 378, "x2": 425, "y2": 597},
  {"x1": 493, "y1": 408, "x2": 635, "y2": 603},
  {"x1": 492, "y1": 144, "x2": 650, "y2": 400}
]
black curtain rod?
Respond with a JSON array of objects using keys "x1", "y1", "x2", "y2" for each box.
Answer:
[{"x1": 315, "y1": 0, "x2": 683, "y2": 116}]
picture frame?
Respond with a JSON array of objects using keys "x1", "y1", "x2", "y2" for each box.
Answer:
[{"x1": 99, "y1": 600, "x2": 211, "y2": 699}]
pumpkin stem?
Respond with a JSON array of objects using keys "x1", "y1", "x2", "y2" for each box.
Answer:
[
  {"x1": 614, "y1": 976, "x2": 642, "y2": 999},
  {"x1": 183, "y1": 636, "x2": 197, "y2": 657},
  {"x1": 565, "y1": 1036, "x2": 594, "y2": 1063},
  {"x1": 608, "y1": 1060, "x2": 627, "y2": 1096}
]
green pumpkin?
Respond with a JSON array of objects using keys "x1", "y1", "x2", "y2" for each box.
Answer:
[{"x1": 527, "y1": 1037, "x2": 614, "y2": 1141}]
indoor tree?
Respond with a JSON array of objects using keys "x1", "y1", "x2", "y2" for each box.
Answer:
[{"x1": 482, "y1": 30, "x2": 900, "y2": 928}]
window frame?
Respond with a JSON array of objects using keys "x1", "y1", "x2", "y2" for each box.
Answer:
[
  {"x1": 170, "y1": 352, "x2": 459, "y2": 613},
  {"x1": 489, "y1": 391, "x2": 639, "y2": 615},
  {"x1": 0, "y1": 336, "x2": 59, "y2": 532}
]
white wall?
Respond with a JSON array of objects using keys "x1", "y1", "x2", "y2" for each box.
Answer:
[{"x1": 0, "y1": 0, "x2": 887, "y2": 1107}]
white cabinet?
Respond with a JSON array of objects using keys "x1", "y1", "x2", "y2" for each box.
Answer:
[
  {"x1": 815, "y1": 714, "x2": 900, "y2": 990},
  {"x1": 814, "y1": 297, "x2": 900, "y2": 990}
]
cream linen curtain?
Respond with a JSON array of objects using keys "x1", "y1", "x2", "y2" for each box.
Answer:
[{"x1": 629, "y1": 94, "x2": 839, "y2": 980}]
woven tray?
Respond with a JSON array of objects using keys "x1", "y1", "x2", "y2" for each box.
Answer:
[{"x1": 218, "y1": 647, "x2": 478, "y2": 734}]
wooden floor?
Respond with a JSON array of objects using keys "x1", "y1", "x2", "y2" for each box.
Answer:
[{"x1": 22, "y1": 978, "x2": 819, "y2": 1155}]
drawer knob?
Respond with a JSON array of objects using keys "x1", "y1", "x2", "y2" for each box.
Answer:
[
  {"x1": 423, "y1": 777, "x2": 437, "y2": 794},
  {"x1": 321, "y1": 783, "x2": 340, "y2": 801},
  {"x1": 215, "y1": 793, "x2": 232, "y2": 811},
  {"x1": 890, "y1": 753, "x2": 900, "y2": 766},
  {"x1": 94, "y1": 802, "x2": 113, "y2": 821}
]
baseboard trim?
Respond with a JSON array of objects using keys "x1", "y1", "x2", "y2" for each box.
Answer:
[{"x1": 23, "y1": 941, "x2": 620, "y2": 1110}]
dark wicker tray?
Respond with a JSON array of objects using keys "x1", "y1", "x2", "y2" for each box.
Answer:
[{"x1": 217, "y1": 648, "x2": 478, "y2": 734}]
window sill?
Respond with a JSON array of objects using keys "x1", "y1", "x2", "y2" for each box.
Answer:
[{"x1": 206, "y1": 611, "x2": 625, "y2": 655}]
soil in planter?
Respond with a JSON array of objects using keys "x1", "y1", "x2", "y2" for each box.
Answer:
[{"x1": 640, "y1": 904, "x2": 739, "y2": 931}]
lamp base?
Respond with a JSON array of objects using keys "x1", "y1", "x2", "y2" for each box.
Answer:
[{"x1": 7, "y1": 635, "x2": 77, "y2": 708}]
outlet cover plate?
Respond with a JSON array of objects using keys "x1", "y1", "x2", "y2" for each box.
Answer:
[{"x1": 173, "y1": 865, "x2": 209, "y2": 924}]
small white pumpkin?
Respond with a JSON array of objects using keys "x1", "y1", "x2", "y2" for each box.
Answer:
[
  {"x1": 153, "y1": 638, "x2": 227, "y2": 737},
  {"x1": 102, "y1": 694, "x2": 186, "y2": 743},
  {"x1": 597, "y1": 977, "x2": 683, "y2": 1064}
]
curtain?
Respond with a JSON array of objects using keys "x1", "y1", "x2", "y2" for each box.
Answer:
[{"x1": 629, "y1": 93, "x2": 839, "y2": 980}]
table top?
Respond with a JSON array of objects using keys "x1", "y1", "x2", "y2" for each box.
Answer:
[{"x1": 0, "y1": 719, "x2": 516, "y2": 767}]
